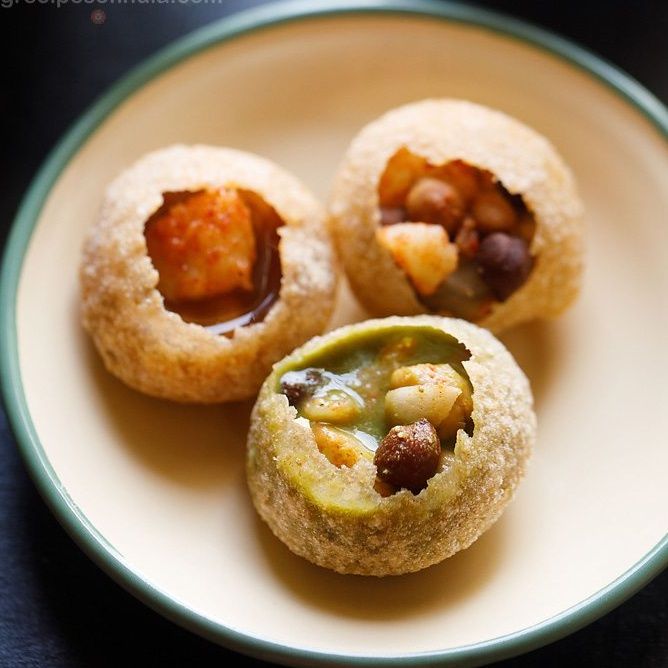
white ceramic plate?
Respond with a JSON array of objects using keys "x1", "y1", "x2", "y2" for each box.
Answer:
[{"x1": 2, "y1": 1, "x2": 667, "y2": 665}]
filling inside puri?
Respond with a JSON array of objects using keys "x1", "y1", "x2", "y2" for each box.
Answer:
[
  {"x1": 144, "y1": 187, "x2": 283, "y2": 336},
  {"x1": 277, "y1": 326, "x2": 473, "y2": 496},
  {"x1": 376, "y1": 148, "x2": 536, "y2": 320}
]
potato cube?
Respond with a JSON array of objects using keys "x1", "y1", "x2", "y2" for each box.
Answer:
[
  {"x1": 385, "y1": 382, "x2": 461, "y2": 428},
  {"x1": 376, "y1": 223, "x2": 458, "y2": 296},
  {"x1": 301, "y1": 390, "x2": 362, "y2": 424},
  {"x1": 311, "y1": 423, "x2": 371, "y2": 468}
]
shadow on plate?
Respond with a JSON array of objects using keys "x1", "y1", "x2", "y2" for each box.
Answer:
[
  {"x1": 253, "y1": 512, "x2": 509, "y2": 620},
  {"x1": 499, "y1": 319, "x2": 559, "y2": 410},
  {"x1": 82, "y1": 331, "x2": 249, "y2": 490}
]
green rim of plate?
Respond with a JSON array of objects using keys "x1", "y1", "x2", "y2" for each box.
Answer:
[{"x1": 1, "y1": 1, "x2": 666, "y2": 665}]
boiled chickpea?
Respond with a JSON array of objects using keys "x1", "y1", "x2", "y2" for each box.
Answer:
[
  {"x1": 476, "y1": 232, "x2": 532, "y2": 301},
  {"x1": 405, "y1": 177, "x2": 464, "y2": 232}
]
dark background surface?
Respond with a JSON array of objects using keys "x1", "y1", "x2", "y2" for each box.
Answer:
[{"x1": 0, "y1": 1, "x2": 666, "y2": 666}]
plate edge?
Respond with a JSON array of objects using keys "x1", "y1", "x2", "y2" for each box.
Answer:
[{"x1": 1, "y1": 1, "x2": 667, "y2": 667}]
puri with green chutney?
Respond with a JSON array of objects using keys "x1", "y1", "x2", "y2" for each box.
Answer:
[{"x1": 246, "y1": 316, "x2": 536, "y2": 576}]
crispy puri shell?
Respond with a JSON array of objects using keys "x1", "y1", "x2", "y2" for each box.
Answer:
[
  {"x1": 247, "y1": 315, "x2": 535, "y2": 576},
  {"x1": 80, "y1": 145, "x2": 337, "y2": 403},
  {"x1": 329, "y1": 99, "x2": 584, "y2": 332}
]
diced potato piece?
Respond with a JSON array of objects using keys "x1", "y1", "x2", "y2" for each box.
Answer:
[
  {"x1": 145, "y1": 188, "x2": 256, "y2": 302},
  {"x1": 311, "y1": 423, "x2": 371, "y2": 468},
  {"x1": 376, "y1": 223, "x2": 458, "y2": 296},
  {"x1": 377, "y1": 148, "x2": 429, "y2": 207},
  {"x1": 385, "y1": 382, "x2": 461, "y2": 428},
  {"x1": 301, "y1": 390, "x2": 362, "y2": 424},
  {"x1": 390, "y1": 363, "x2": 473, "y2": 441}
]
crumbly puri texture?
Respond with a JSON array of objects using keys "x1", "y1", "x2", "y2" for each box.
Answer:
[
  {"x1": 328, "y1": 99, "x2": 584, "y2": 333},
  {"x1": 247, "y1": 315, "x2": 536, "y2": 576},
  {"x1": 80, "y1": 145, "x2": 337, "y2": 403}
]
